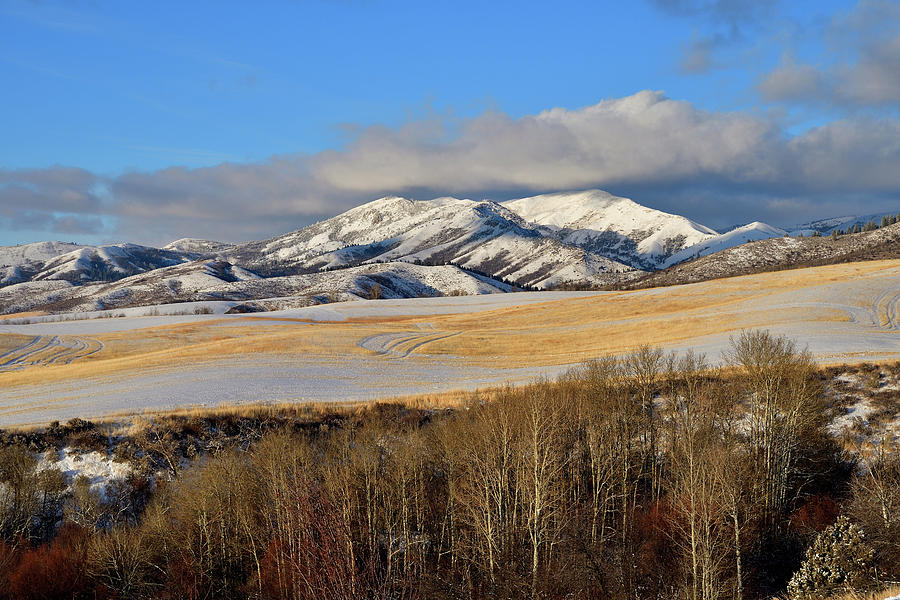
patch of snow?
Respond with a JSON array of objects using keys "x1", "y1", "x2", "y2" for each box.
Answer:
[
  {"x1": 39, "y1": 447, "x2": 132, "y2": 500},
  {"x1": 663, "y1": 222, "x2": 787, "y2": 268},
  {"x1": 834, "y1": 373, "x2": 863, "y2": 386},
  {"x1": 163, "y1": 238, "x2": 235, "y2": 255},
  {"x1": 828, "y1": 398, "x2": 876, "y2": 434}
]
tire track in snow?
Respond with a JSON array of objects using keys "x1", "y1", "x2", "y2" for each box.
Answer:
[
  {"x1": 44, "y1": 337, "x2": 87, "y2": 365},
  {"x1": 883, "y1": 291, "x2": 900, "y2": 330},
  {"x1": 0, "y1": 336, "x2": 43, "y2": 363},
  {"x1": 872, "y1": 287, "x2": 900, "y2": 330},
  {"x1": 65, "y1": 338, "x2": 104, "y2": 363},
  {"x1": 357, "y1": 330, "x2": 461, "y2": 358},
  {"x1": 0, "y1": 335, "x2": 104, "y2": 371},
  {"x1": 396, "y1": 331, "x2": 461, "y2": 357},
  {"x1": 0, "y1": 336, "x2": 57, "y2": 367}
]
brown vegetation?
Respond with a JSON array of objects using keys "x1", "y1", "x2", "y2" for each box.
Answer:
[
  {"x1": 2, "y1": 259, "x2": 897, "y2": 420},
  {"x1": 0, "y1": 332, "x2": 898, "y2": 599},
  {"x1": 624, "y1": 223, "x2": 900, "y2": 290}
]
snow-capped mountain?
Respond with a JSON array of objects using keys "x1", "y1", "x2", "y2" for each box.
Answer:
[
  {"x1": 662, "y1": 222, "x2": 787, "y2": 268},
  {"x1": 786, "y1": 210, "x2": 900, "y2": 236},
  {"x1": 33, "y1": 243, "x2": 189, "y2": 283},
  {"x1": 502, "y1": 190, "x2": 720, "y2": 269},
  {"x1": 228, "y1": 195, "x2": 636, "y2": 288},
  {"x1": 162, "y1": 238, "x2": 237, "y2": 256},
  {"x1": 0, "y1": 241, "x2": 88, "y2": 286},
  {"x1": 2, "y1": 188, "x2": 892, "y2": 316}
]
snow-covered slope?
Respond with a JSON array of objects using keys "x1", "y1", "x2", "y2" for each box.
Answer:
[
  {"x1": 629, "y1": 221, "x2": 900, "y2": 289},
  {"x1": 230, "y1": 195, "x2": 637, "y2": 288},
  {"x1": 6, "y1": 189, "x2": 892, "y2": 315},
  {"x1": 0, "y1": 261, "x2": 512, "y2": 314},
  {"x1": 662, "y1": 222, "x2": 787, "y2": 268},
  {"x1": 0, "y1": 280, "x2": 77, "y2": 316},
  {"x1": 786, "y1": 210, "x2": 900, "y2": 236},
  {"x1": 209, "y1": 262, "x2": 514, "y2": 303},
  {"x1": 163, "y1": 238, "x2": 236, "y2": 256},
  {"x1": 502, "y1": 190, "x2": 719, "y2": 269},
  {"x1": 0, "y1": 241, "x2": 88, "y2": 286},
  {"x1": 34, "y1": 243, "x2": 189, "y2": 284}
]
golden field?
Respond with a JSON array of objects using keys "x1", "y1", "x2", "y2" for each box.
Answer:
[{"x1": 0, "y1": 259, "x2": 898, "y2": 425}]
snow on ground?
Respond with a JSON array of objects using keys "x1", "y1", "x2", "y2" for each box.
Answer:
[
  {"x1": 0, "y1": 264, "x2": 899, "y2": 427},
  {"x1": 250, "y1": 291, "x2": 600, "y2": 322},
  {"x1": 0, "y1": 291, "x2": 600, "y2": 334},
  {"x1": 38, "y1": 447, "x2": 132, "y2": 498},
  {"x1": 828, "y1": 398, "x2": 876, "y2": 435},
  {"x1": 0, "y1": 355, "x2": 564, "y2": 427},
  {"x1": 0, "y1": 309, "x2": 233, "y2": 335}
]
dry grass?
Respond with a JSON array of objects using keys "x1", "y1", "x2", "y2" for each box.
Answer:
[
  {"x1": 412, "y1": 261, "x2": 887, "y2": 365},
  {"x1": 0, "y1": 385, "x2": 496, "y2": 434},
  {"x1": 785, "y1": 585, "x2": 900, "y2": 600},
  {"x1": 0, "y1": 311, "x2": 48, "y2": 319},
  {"x1": 425, "y1": 306, "x2": 847, "y2": 364},
  {"x1": 0, "y1": 259, "x2": 898, "y2": 408},
  {"x1": 0, "y1": 322, "x2": 377, "y2": 386},
  {"x1": 97, "y1": 386, "x2": 482, "y2": 424},
  {"x1": 0, "y1": 333, "x2": 37, "y2": 356}
]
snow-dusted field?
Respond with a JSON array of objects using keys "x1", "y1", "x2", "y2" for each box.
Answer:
[
  {"x1": 0, "y1": 291, "x2": 599, "y2": 333},
  {"x1": 0, "y1": 262, "x2": 898, "y2": 427},
  {"x1": 0, "y1": 354, "x2": 562, "y2": 427}
]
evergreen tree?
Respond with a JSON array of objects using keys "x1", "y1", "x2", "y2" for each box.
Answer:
[{"x1": 787, "y1": 515, "x2": 876, "y2": 600}]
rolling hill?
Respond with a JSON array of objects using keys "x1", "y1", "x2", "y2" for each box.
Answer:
[{"x1": 1, "y1": 189, "x2": 896, "y2": 315}]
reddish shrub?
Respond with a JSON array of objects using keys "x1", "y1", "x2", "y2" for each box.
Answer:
[
  {"x1": 4, "y1": 524, "x2": 91, "y2": 600},
  {"x1": 790, "y1": 495, "x2": 839, "y2": 534},
  {"x1": 0, "y1": 538, "x2": 18, "y2": 593}
]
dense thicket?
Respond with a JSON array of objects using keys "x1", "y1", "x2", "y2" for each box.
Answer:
[{"x1": 0, "y1": 331, "x2": 897, "y2": 599}]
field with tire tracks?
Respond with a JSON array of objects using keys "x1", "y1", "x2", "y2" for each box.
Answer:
[{"x1": 0, "y1": 259, "x2": 897, "y2": 426}]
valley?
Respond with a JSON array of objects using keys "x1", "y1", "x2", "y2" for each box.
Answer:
[{"x1": 1, "y1": 259, "x2": 897, "y2": 426}]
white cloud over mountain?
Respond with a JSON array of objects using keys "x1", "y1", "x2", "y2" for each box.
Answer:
[{"x1": 2, "y1": 90, "x2": 899, "y2": 245}]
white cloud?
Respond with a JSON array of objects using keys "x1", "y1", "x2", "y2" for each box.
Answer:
[
  {"x1": 758, "y1": 0, "x2": 900, "y2": 108},
  {"x1": 3, "y1": 91, "x2": 900, "y2": 245},
  {"x1": 757, "y1": 55, "x2": 826, "y2": 103},
  {"x1": 310, "y1": 91, "x2": 782, "y2": 193}
]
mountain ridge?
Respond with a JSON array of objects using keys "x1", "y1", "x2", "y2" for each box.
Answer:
[{"x1": 2, "y1": 189, "x2": 896, "y2": 315}]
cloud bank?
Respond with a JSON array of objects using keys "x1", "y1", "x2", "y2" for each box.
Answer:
[
  {"x1": 2, "y1": 90, "x2": 900, "y2": 245},
  {"x1": 758, "y1": 0, "x2": 900, "y2": 108}
]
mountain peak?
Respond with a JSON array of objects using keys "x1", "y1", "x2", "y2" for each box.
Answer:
[
  {"x1": 502, "y1": 189, "x2": 720, "y2": 268},
  {"x1": 0, "y1": 188, "x2": 839, "y2": 314},
  {"x1": 163, "y1": 238, "x2": 236, "y2": 255}
]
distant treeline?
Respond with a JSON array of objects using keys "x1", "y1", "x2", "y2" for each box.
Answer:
[{"x1": 0, "y1": 332, "x2": 898, "y2": 599}]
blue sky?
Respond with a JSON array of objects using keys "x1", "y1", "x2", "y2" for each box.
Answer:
[{"x1": 2, "y1": 0, "x2": 899, "y2": 246}]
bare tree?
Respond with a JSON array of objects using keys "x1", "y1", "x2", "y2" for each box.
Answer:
[
  {"x1": 625, "y1": 345, "x2": 666, "y2": 501},
  {"x1": 726, "y1": 330, "x2": 824, "y2": 533},
  {"x1": 515, "y1": 384, "x2": 572, "y2": 599},
  {"x1": 453, "y1": 393, "x2": 518, "y2": 583},
  {"x1": 848, "y1": 442, "x2": 900, "y2": 579},
  {"x1": 667, "y1": 356, "x2": 730, "y2": 600}
]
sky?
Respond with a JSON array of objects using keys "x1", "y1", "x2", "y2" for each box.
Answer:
[{"x1": 1, "y1": 0, "x2": 899, "y2": 246}]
